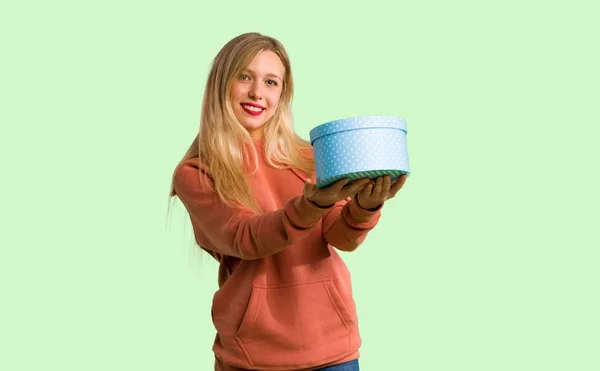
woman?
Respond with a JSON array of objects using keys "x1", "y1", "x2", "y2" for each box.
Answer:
[{"x1": 170, "y1": 32, "x2": 407, "y2": 371}]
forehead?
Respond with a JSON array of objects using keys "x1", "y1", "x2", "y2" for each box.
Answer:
[{"x1": 243, "y1": 50, "x2": 285, "y2": 77}]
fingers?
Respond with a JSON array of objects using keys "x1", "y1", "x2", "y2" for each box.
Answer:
[
  {"x1": 306, "y1": 178, "x2": 349, "y2": 206},
  {"x1": 330, "y1": 178, "x2": 350, "y2": 192},
  {"x1": 344, "y1": 178, "x2": 371, "y2": 197},
  {"x1": 309, "y1": 174, "x2": 403, "y2": 207},
  {"x1": 383, "y1": 175, "x2": 391, "y2": 192},
  {"x1": 389, "y1": 174, "x2": 408, "y2": 196},
  {"x1": 361, "y1": 182, "x2": 374, "y2": 197},
  {"x1": 372, "y1": 176, "x2": 384, "y2": 197}
]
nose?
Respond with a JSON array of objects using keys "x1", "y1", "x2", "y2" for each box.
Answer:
[{"x1": 248, "y1": 81, "x2": 263, "y2": 100}]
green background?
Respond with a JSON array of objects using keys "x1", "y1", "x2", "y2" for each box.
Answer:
[{"x1": 2, "y1": 0, "x2": 598, "y2": 369}]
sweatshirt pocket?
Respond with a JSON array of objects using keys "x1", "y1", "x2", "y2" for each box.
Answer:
[{"x1": 234, "y1": 278, "x2": 355, "y2": 369}]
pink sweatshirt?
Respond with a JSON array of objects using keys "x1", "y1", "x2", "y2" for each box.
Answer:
[{"x1": 172, "y1": 139, "x2": 383, "y2": 371}]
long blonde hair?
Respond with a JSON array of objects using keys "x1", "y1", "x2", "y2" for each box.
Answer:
[{"x1": 170, "y1": 32, "x2": 314, "y2": 214}]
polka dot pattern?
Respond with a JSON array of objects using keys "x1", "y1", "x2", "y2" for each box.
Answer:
[{"x1": 309, "y1": 116, "x2": 410, "y2": 188}]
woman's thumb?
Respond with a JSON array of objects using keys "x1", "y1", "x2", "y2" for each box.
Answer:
[{"x1": 304, "y1": 178, "x2": 316, "y2": 192}]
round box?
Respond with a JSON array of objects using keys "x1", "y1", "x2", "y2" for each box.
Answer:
[{"x1": 309, "y1": 115, "x2": 410, "y2": 188}]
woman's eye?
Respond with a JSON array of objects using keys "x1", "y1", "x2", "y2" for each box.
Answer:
[
  {"x1": 240, "y1": 74, "x2": 250, "y2": 80},
  {"x1": 267, "y1": 80, "x2": 278, "y2": 86}
]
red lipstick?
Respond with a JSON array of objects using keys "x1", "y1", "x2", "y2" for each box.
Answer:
[{"x1": 241, "y1": 102, "x2": 265, "y2": 116}]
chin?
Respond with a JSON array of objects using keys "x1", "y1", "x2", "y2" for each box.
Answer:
[
  {"x1": 243, "y1": 125, "x2": 264, "y2": 133},
  {"x1": 240, "y1": 119, "x2": 264, "y2": 129}
]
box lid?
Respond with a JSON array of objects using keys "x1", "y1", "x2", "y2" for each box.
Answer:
[{"x1": 309, "y1": 115, "x2": 407, "y2": 144}]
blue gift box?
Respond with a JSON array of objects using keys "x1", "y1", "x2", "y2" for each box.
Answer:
[{"x1": 309, "y1": 115, "x2": 410, "y2": 188}]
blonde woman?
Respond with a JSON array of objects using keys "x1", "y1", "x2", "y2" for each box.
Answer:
[{"x1": 170, "y1": 32, "x2": 407, "y2": 371}]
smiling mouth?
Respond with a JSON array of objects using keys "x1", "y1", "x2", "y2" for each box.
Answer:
[{"x1": 241, "y1": 103, "x2": 265, "y2": 115}]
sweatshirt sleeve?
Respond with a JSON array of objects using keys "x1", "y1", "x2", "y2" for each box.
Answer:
[
  {"x1": 172, "y1": 160, "x2": 332, "y2": 260},
  {"x1": 321, "y1": 196, "x2": 383, "y2": 252}
]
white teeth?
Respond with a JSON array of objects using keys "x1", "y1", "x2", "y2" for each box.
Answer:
[{"x1": 243, "y1": 104, "x2": 263, "y2": 112}]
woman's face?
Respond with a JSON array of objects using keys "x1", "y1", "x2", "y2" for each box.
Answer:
[{"x1": 230, "y1": 50, "x2": 285, "y2": 139}]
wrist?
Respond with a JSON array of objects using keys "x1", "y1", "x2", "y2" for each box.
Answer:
[
  {"x1": 289, "y1": 196, "x2": 331, "y2": 228},
  {"x1": 344, "y1": 197, "x2": 382, "y2": 225},
  {"x1": 308, "y1": 198, "x2": 335, "y2": 209},
  {"x1": 355, "y1": 195, "x2": 380, "y2": 211}
]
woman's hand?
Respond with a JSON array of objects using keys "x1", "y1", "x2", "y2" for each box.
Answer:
[
  {"x1": 355, "y1": 174, "x2": 408, "y2": 210},
  {"x1": 304, "y1": 178, "x2": 371, "y2": 208}
]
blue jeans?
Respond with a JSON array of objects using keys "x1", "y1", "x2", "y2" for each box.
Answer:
[{"x1": 313, "y1": 359, "x2": 359, "y2": 371}]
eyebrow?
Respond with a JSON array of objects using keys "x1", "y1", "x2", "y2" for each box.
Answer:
[{"x1": 242, "y1": 68, "x2": 282, "y2": 81}]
